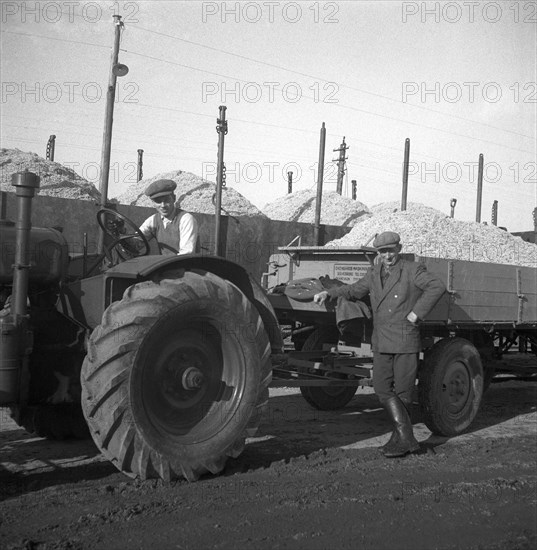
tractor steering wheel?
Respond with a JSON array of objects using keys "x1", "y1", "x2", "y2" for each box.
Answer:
[{"x1": 97, "y1": 208, "x2": 150, "y2": 263}]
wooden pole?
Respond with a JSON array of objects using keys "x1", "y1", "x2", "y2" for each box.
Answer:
[
  {"x1": 215, "y1": 105, "x2": 227, "y2": 256},
  {"x1": 450, "y1": 198, "x2": 457, "y2": 218},
  {"x1": 334, "y1": 137, "x2": 348, "y2": 195},
  {"x1": 46, "y1": 135, "x2": 56, "y2": 161},
  {"x1": 137, "y1": 149, "x2": 144, "y2": 182},
  {"x1": 476, "y1": 153, "x2": 484, "y2": 222},
  {"x1": 313, "y1": 122, "x2": 326, "y2": 246},
  {"x1": 98, "y1": 14, "x2": 123, "y2": 254},
  {"x1": 401, "y1": 138, "x2": 410, "y2": 211}
]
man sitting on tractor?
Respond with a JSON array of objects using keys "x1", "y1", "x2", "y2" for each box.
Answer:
[{"x1": 139, "y1": 179, "x2": 199, "y2": 255}]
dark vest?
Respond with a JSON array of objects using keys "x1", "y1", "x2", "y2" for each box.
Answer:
[{"x1": 152, "y1": 210, "x2": 187, "y2": 255}]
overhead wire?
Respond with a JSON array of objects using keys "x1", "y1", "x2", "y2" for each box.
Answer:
[
  {"x1": 5, "y1": 28, "x2": 531, "y2": 154},
  {"x1": 129, "y1": 25, "x2": 535, "y2": 140},
  {"x1": 3, "y1": 25, "x2": 535, "y2": 198},
  {"x1": 120, "y1": 47, "x2": 535, "y2": 155}
]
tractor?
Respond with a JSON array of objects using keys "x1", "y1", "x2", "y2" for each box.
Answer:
[{"x1": 0, "y1": 172, "x2": 282, "y2": 482}]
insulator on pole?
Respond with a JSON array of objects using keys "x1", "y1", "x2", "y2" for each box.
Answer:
[
  {"x1": 491, "y1": 200, "x2": 498, "y2": 226},
  {"x1": 46, "y1": 135, "x2": 56, "y2": 161},
  {"x1": 334, "y1": 137, "x2": 348, "y2": 195}
]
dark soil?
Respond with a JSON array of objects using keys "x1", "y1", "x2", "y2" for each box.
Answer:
[{"x1": 1, "y1": 380, "x2": 536, "y2": 550}]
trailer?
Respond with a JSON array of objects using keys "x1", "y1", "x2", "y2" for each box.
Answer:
[{"x1": 265, "y1": 245, "x2": 537, "y2": 437}]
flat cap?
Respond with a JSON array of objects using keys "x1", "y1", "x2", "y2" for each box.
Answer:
[
  {"x1": 145, "y1": 179, "x2": 177, "y2": 200},
  {"x1": 373, "y1": 231, "x2": 401, "y2": 250}
]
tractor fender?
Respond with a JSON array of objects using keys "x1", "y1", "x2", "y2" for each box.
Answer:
[{"x1": 108, "y1": 254, "x2": 284, "y2": 354}]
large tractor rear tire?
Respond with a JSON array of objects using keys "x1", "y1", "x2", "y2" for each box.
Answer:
[
  {"x1": 81, "y1": 270, "x2": 271, "y2": 482},
  {"x1": 299, "y1": 326, "x2": 357, "y2": 410},
  {"x1": 419, "y1": 337, "x2": 483, "y2": 437}
]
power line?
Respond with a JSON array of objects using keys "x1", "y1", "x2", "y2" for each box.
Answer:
[
  {"x1": 4, "y1": 28, "x2": 534, "y2": 154},
  {"x1": 129, "y1": 25, "x2": 534, "y2": 140},
  {"x1": 127, "y1": 98, "x2": 534, "y2": 156},
  {"x1": 121, "y1": 50, "x2": 534, "y2": 155},
  {"x1": 0, "y1": 29, "x2": 110, "y2": 50}
]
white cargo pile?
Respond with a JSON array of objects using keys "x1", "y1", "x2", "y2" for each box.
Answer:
[
  {"x1": 327, "y1": 202, "x2": 537, "y2": 267},
  {"x1": 0, "y1": 149, "x2": 100, "y2": 200},
  {"x1": 370, "y1": 201, "x2": 446, "y2": 217},
  {"x1": 263, "y1": 189, "x2": 371, "y2": 226},
  {"x1": 116, "y1": 170, "x2": 266, "y2": 217}
]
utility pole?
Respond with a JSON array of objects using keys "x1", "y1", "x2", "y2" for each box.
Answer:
[
  {"x1": 533, "y1": 207, "x2": 537, "y2": 232},
  {"x1": 491, "y1": 200, "x2": 498, "y2": 226},
  {"x1": 99, "y1": 15, "x2": 123, "y2": 208},
  {"x1": 137, "y1": 149, "x2": 144, "y2": 182},
  {"x1": 46, "y1": 135, "x2": 56, "y2": 161},
  {"x1": 401, "y1": 138, "x2": 410, "y2": 211},
  {"x1": 215, "y1": 105, "x2": 227, "y2": 257},
  {"x1": 450, "y1": 198, "x2": 457, "y2": 218},
  {"x1": 287, "y1": 171, "x2": 293, "y2": 194},
  {"x1": 313, "y1": 122, "x2": 326, "y2": 246},
  {"x1": 476, "y1": 153, "x2": 484, "y2": 223},
  {"x1": 98, "y1": 14, "x2": 126, "y2": 254},
  {"x1": 351, "y1": 180, "x2": 357, "y2": 200},
  {"x1": 333, "y1": 137, "x2": 348, "y2": 195}
]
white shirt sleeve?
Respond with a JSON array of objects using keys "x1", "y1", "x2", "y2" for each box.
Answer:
[
  {"x1": 178, "y1": 212, "x2": 198, "y2": 254},
  {"x1": 139, "y1": 214, "x2": 157, "y2": 240}
]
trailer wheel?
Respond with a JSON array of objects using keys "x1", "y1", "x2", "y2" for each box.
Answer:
[
  {"x1": 299, "y1": 326, "x2": 357, "y2": 410},
  {"x1": 81, "y1": 270, "x2": 271, "y2": 482},
  {"x1": 419, "y1": 337, "x2": 483, "y2": 437}
]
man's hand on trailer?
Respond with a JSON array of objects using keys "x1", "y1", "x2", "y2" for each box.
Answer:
[{"x1": 313, "y1": 291, "x2": 330, "y2": 306}]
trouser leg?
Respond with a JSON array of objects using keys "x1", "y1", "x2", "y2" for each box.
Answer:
[
  {"x1": 373, "y1": 353, "x2": 397, "y2": 450},
  {"x1": 393, "y1": 353, "x2": 419, "y2": 421},
  {"x1": 393, "y1": 353, "x2": 418, "y2": 405},
  {"x1": 372, "y1": 353, "x2": 394, "y2": 405},
  {"x1": 373, "y1": 353, "x2": 420, "y2": 457}
]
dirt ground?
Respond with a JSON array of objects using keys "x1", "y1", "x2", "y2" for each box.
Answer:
[{"x1": 1, "y1": 378, "x2": 536, "y2": 550}]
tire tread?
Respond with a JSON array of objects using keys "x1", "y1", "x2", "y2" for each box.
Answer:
[{"x1": 81, "y1": 270, "x2": 271, "y2": 481}]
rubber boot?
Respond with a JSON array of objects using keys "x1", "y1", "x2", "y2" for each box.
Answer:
[
  {"x1": 382, "y1": 396, "x2": 420, "y2": 458},
  {"x1": 380, "y1": 429, "x2": 399, "y2": 452},
  {"x1": 379, "y1": 397, "x2": 412, "y2": 452},
  {"x1": 400, "y1": 397, "x2": 414, "y2": 423}
]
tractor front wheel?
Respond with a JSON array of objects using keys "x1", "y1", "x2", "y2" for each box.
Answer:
[{"x1": 81, "y1": 270, "x2": 271, "y2": 482}]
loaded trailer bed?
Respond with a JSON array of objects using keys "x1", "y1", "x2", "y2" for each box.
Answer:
[
  {"x1": 266, "y1": 246, "x2": 537, "y2": 327},
  {"x1": 264, "y1": 245, "x2": 537, "y2": 435}
]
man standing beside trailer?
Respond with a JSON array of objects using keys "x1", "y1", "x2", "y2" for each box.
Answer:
[{"x1": 313, "y1": 231, "x2": 446, "y2": 457}]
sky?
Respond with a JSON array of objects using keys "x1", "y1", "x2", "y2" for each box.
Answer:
[{"x1": 1, "y1": 0, "x2": 536, "y2": 231}]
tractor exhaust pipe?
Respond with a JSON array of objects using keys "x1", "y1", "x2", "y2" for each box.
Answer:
[{"x1": 0, "y1": 171, "x2": 39, "y2": 405}]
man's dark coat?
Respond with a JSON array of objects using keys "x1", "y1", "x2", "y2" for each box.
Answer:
[{"x1": 327, "y1": 259, "x2": 446, "y2": 353}]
